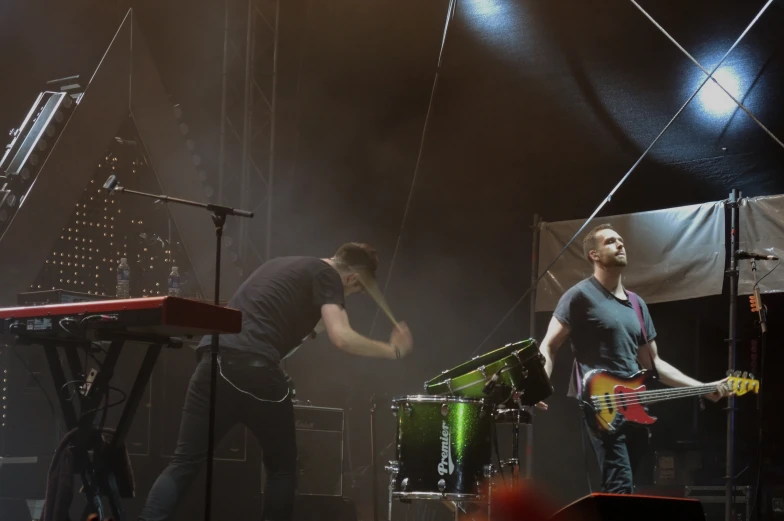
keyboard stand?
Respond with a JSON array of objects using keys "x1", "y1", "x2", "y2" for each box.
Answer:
[{"x1": 17, "y1": 331, "x2": 180, "y2": 521}]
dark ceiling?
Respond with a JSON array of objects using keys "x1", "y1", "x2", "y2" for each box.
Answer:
[{"x1": 1, "y1": 0, "x2": 783, "y2": 508}]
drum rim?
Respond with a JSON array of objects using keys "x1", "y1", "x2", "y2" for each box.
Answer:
[
  {"x1": 391, "y1": 394, "x2": 486, "y2": 404},
  {"x1": 391, "y1": 491, "x2": 485, "y2": 502},
  {"x1": 423, "y1": 339, "x2": 536, "y2": 388}
]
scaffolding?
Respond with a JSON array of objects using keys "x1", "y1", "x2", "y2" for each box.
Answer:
[{"x1": 218, "y1": 0, "x2": 280, "y2": 272}]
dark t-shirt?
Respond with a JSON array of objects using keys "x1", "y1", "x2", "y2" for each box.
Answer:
[
  {"x1": 198, "y1": 256, "x2": 345, "y2": 364},
  {"x1": 553, "y1": 276, "x2": 657, "y2": 397}
]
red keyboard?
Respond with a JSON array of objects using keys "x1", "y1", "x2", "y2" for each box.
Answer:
[{"x1": 0, "y1": 296, "x2": 242, "y2": 340}]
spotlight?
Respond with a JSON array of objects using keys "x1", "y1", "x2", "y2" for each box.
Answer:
[{"x1": 697, "y1": 67, "x2": 741, "y2": 117}]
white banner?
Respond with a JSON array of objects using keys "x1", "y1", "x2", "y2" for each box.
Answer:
[
  {"x1": 739, "y1": 194, "x2": 784, "y2": 296},
  {"x1": 535, "y1": 201, "x2": 726, "y2": 312}
]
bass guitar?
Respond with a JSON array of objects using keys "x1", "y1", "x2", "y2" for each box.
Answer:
[{"x1": 582, "y1": 369, "x2": 759, "y2": 433}]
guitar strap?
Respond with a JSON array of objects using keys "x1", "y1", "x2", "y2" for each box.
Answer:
[{"x1": 627, "y1": 290, "x2": 659, "y2": 379}]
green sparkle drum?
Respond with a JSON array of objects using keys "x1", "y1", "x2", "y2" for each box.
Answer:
[
  {"x1": 388, "y1": 395, "x2": 493, "y2": 501},
  {"x1": 423, "y1": 339, "x2": 553, "y2": 406}
]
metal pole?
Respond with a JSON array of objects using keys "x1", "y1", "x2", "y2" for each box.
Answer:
[
  {"x1": 525, "y1": 213, "x2": 541, "y2": 480},
  {"x1": 726, "y1": 189, "x2": 740, "y2": 521},
  {"x1": 370, "y1": 396, "x2": 378, "y2": 521},
  {"x1": 266, "y1": 0, "x2": 280, "y2": 262},
  {"x1": 238, "y1": 0, "x2": 254, "y2": 262},
  {"x1": 217, "y1": 0, "x2": 230, "y2": 205},
  {"x1": 530, "y1": 214, "x2": 541, "y2": 338}
]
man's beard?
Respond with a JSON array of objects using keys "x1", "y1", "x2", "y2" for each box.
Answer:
[{"x1": 603, "y1": 253, "x2": 627, "y2": 267}]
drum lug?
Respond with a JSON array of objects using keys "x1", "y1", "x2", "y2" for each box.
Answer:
[
  {"x1": 405, "y1": 402, "x2": 413, "y2": 416},
  {"x1": 391, "y1": 404, "x2": 399, "y2": 417},
  {"x1": 478, "y1": 365, "x2": 487, "y2": 378},
  {"x1": 438, "y1": 478, "x2": 446, "y2": 492},
  {"x1": 441, "y1": 403, "x2": 449, "y2": 417},
  {"x1": 401, "y1": 477, "x2": 409, "y2": 490},
  {"x1": 385, "y1": 461, "x2": 400, "y2": 474},
  {"x1": 483, "y1": 464, "x2": 495, "y2": 478},
  {"x1": 513, "y1": 350, "x2": 529, "y2": 378},
  {"x1": 446, "y1": 378, "x2": 453, "y2": 393}
]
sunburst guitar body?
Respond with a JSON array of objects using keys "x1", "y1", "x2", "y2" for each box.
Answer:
[{"x1": 581, "y1": 369, "x2": 760, "y2": 433}]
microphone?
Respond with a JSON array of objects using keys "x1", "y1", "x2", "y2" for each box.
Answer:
[
  {"x1": 736, "y1": 250, "x2": 778, "y2": 261},
  {"x1": 103, "y1": 175, "x2": 119, "y2": 193}
]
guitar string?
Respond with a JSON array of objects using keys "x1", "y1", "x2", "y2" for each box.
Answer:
[
  {"x1": 589, "y1": 386, "x2": 739, "y2": 409},
  {"x1": 591, "y1": 386, "x2": 726, "y2": 405},
  {"x1": 591, "y1": 384, "x2": 720, "y2": 400},
  {"x1": 590, "y1": 384, "x2": 729, "y2": 405},
  {"x1": 588, "y1": 380, "x2": 755, "y2": 403}
]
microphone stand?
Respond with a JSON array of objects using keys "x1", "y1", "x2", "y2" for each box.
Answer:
[
  {"x1": 749, "y1": 259, "x2": 768, "y2": 519},
  {"x1": 104, "y1": 175, "x2": 252, "y2": 521},
  {"x1": 725, "y1": 189, "x2": 739, "y2": 521}
]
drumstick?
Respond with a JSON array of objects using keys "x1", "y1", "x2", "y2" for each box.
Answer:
[{"x1": 358, "y1": 272, "x2": 401, "y2": 329}]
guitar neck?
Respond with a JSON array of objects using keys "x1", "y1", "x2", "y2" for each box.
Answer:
[{"x1": 635, "y1": 384, "x2": 720, "y2": 405}]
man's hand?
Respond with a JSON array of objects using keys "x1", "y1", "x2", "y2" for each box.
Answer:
[
  {"x1": 534, "y1": 401, "x2": 549, "y2": 411},
  {"x1": 390, "y1": 321, "x2": 413, "y2": 358},
  {"x1": 704, "y1": 377, "x2": 733, "y2": 402}
]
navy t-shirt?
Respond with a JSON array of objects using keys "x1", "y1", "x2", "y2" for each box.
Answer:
[
  {"x1": 198, "y1": 256, "x2": 345, "y2": 364},
  {"x1": 552, "y1": 276, "x2": 657, "y2": 396}
]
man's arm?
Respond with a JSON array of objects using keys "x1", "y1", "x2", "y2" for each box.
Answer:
[
  {"x1": 540, "y1": 316, "x2": 571, "y2": 378},
  {"x1": 638, "y1": 340, "x2": 729, "y2": 401},
  {"x1": 321, "y1": 303, "x2": 412, "y2": 359}
]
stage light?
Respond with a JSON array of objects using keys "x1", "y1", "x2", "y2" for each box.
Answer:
[
  {"x1": 462, "y1": 0, "x2": 525, "y2": 50},
  {"x1": 697, "y1": 67, "x2": 741, "y2": 117}
]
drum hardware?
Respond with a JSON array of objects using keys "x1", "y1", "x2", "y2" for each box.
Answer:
[
  {"x1": 422, "y1": 339, "x2": 553, "y2": 406},
  {"x1": 382, "y1": 340, "x2": 553, "y2": 519}
]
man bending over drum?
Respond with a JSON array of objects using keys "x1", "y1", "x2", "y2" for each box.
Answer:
[{"x1": 138, "y1": 242, "x2": 413, "y2": 521}]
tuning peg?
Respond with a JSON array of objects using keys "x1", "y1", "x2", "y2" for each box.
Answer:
[
  {"x1": 742, "y1": 371, "x2": 749, "y2": 379},
  {"x1": 748, "y1": 373, "x2": 754, "y2": 380},
  {"x1": 733, "y1": 370, "x2": 742, "y2": 377},
  {"x1": 726, "y1": 369, "x2": 733, "y2": 377}
]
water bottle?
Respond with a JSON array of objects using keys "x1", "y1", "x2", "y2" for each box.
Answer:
[
  {"x1": 168, "y1": 266, "x2": 180, "y2": 297},
  {"x1": 116, "y1": 258, "x2": 130, "y2": 298}
]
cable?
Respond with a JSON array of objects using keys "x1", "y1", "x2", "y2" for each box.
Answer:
[
  {"x1": 753, "y1": 259, "x2": 780, "y2": 291},
  {"x1": 217, "y1": 356, "x2": 290, "y2": 403},
  {"x1": 469, "y1": 0, "x2": 772, "y2": 358},
  {"x1": 79, "y1": 386, "x2": 127, "y2": 419},
  {"x1": 747, "y1": 261, "x2": 776, "y2": 519},
  {"x1": 368, "y1": 0, "x2": 458, "y2": 337}
]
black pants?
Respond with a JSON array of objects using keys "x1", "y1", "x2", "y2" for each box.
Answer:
[
  {"x1": 584, "y1": 418, "x2": 650, "y2": 494},
  {"x1": 138, "y1": 352, "x2": 296, "y2": 521}
]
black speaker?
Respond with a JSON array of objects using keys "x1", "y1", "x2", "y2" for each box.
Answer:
[
  {"x1": 262, "y1": 404, "x2": 344, "y2": 496},
  {"x1": 550, "y1": 493, "x2": 706, "y2": 521}
]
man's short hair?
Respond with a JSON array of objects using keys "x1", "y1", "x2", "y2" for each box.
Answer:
[
  {"x1": 582, "y1": 224, "x2": 614, "y2": 262},
  {"x1": 333, "y1": 242, "x2": 379, "y2": 279}
]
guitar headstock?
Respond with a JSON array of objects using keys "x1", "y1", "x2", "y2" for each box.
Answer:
[{"x1": 725, "y1": 370, "x2": 760, "y2": 396}]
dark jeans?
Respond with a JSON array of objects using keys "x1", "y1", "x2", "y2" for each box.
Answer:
[
  {"x1": 138, "y1": 352, "x2": 296, "y2": 521},
  {"x1": 584, "y1": 418, "x2": 650, "y2": 494}
]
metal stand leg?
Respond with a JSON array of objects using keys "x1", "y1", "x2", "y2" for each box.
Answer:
[
  {"x1": 387, "y1": 472, "x2": 394, "y2": 521},
  {"x1": 511, "y1": 421, "x2": 520, "y2": 486},
  {"x1": 486, "y1": 467, "x2": 493, "y2": 521}
]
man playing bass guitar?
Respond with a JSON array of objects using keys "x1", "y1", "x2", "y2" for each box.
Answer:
[{"x1": 537, "y1": 223, "x2": 731, "y2": 494}]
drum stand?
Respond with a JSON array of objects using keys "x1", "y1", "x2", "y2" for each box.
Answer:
[{"x1": 385, "y1": 464, "x2": 495, "y2": 521}]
